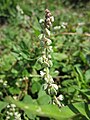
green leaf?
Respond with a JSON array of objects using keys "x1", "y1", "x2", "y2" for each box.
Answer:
[
  {"x1": 0, "y1": 101, "x2": 8, "y2": 112},
  {"x1": 23, "y1": 95, "x2": 36, "y2": 120},
  {"x1": 5, "y1": 97, "x2": 75, "y2": 120},
  {"x1": 23, "y1": 95, "x2": 33, "y2": 104},
  {"x1": 73, "y1": 102, "x2": 90, "y2": 119},
  {"x1": 75, "y1": 65, "x2": 85, "y2": 84},
  {"x1": 79, "y1": 52, "x2": 87, "y2": 64},
  {"x1": 9, "y1": 87, "x2": 20, "y2": 95},
  {"x1": 31, "y1": 81, "x2": 41, "y2": 94},
  {"x1": 33, "y1": 17, "x2": 41, "y2": 31},
  {"x1": 85, "y1": 69, "x2": 90, "y2": 81},
  {"x1": 37, "y1": 95, "x2": 51, "y2": 105},
  {"x1": 38, "y1": 88, "x2": 47, "y2": 98},
  {"x1": 5, "y1": 97, "x2": 90, "y2": 120},
  {"x1": 22, "y1": 69, "x2": 29, "y2": 77},
  {"x1": 37, "y1": 89, "x2": 51, "y2": 105},
  {"x1": 53, "y1": 53, "x2": 68, "y2": 61}
]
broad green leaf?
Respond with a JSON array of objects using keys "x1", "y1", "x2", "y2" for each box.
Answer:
[
  {"x1": 37, "y1": 88, "x2": 51, "y2": 105},
  {"x1": 53, "y1": 53, "x2": 68, "y2": 61},
  {"x1": 31, "y1": 81, "x2": 41, "y2": 94},
  {"x1": 23, "y1": 95, "x2": 37, "y2": 119},
  {"x1": 9, "y1": 87, "x2": 20, "y2": 95},
  {"x1": 85, "y1": 69, "x2": 90, "y2": 81},
  {"x1": 38, "y1": 88, "x2": 47, "y2": 98},
  {"x1": 79, "y1": 52, "x2": 87, "y2": 64},
  {"x1": 37, "y1": 94, "x2": 51, "y2": 105},
  {"x1": 73, "y1": 102, "x2": 90, "y2": 119},
  {"x1": 5, "y1": 97, "x2": 76, "y2": 120},
  {"x1": 75, "y1": 65, "x2": 85, "y2": 84},
  {"x1": 0, "y1": 101, "x2": 8, "y2": 112},
  {"x1": 23, "y1": 95, "x2": 33, "y2": 104},
  {"x1": 5, "y1": 97, "x2": 90, "y2": 119},
  {"x1": 33, "y1": 17, "x2": 41, "y2": 31}
]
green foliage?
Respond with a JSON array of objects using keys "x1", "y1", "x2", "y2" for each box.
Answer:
[
  {"x1": 5, "y1": 96, "x2": 90, "y2": 120},
  {"x1": 0, "y1": 0, "x2": 90, "y2": 119},
  {"x1": 0, "y1": 0, "x2": 19, "y2": 18},
  {"x1": 62, "y1": 0, "x2": 90, "y2": 8},
  {"x1": 0, "y1": 101, "x2": 8, "y2": 112}
]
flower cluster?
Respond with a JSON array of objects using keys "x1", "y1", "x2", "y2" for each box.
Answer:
[
  {"x1": 5, "y1": 104, "x2": 21, "y2": 120},
  {"x1": 0, "y1": 79, "x2": 8, "y2": 97},
  {"x1": 39, "y1": 9, "x2": 58, "y2": 96},
  {"x1": 45, "y1": 9, "x2": 54, "y2": 29},
  {"x1": 0, "y1": 79, "x2": 8, "y2": 87},
  {"x1": 39, "y1": 9, "x2": 65, "y2": 106},
  {"x1": 53, "y1": 95, "x2": 64, "y2": 107}
]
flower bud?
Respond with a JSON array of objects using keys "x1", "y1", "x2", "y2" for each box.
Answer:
[
  {"x1": 50, "y1": 16, "x2": 54, "y2": 22},
  {"x1": 45, "y1": 28, "x2": 50, "y2": 36}
]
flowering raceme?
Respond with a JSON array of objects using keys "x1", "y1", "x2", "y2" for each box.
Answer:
[{"x1": 39, "y1": 9, "x2": 58, "y2": 96}]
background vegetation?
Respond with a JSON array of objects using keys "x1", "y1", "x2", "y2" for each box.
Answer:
[{"x1": 0, "y1": 0, "x2": 90, "y2": 119}]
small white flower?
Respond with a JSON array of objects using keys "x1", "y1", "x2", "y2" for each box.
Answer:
[
  {"x1": 58, "y1": 94, "x2": 64, "y2": 101},
  {"x1": 6, "y1": 111, "x2": 10, "y2": 114},
  {"x1": 44, "y1": 77, "x2": 48, "y2": 83},
  {"x1": 44, "y1": 74, "x2": 54, "y2": 83},
  {"x1": 43, "y1": 83, "x2": 48, "y2": 90},
  {"x1": 51, "y1": 84, "x2": 58, "y2": 90},
  {"x1": 40, "y1": 71, "x2": 45, "y2": 77},
  {"x1": 13, "y1": 96, "x2": 18, "y2": 100},
  {"x1": 54, "y1": 26, "x2": 61, "y2": 30},
  {"x1": 46, "y1": 18, "x2": 50, "y2": 22},
  {"x1": 55, "y1": 70, "x2": 59, "y2": 74},
  {"x1": 3, "y1": 81, "x2": 7, "y2": 86},
  {"x1": 62, "y1": 22, "x2": 68, "y2": 26},
  {"x1": 16, "y1": 5, "x2": 24, "y2": 14},
  {"x1": 11, "y1": 104, "x2": 16, "y2": 108},
  {"x1": 42, "y1": 51, "x2": 45, "y2": 54},
  {"x1": 7, "y1": 105, "x2": 10, "y2": 108},
  {"x1": 44, "y1": 61, "x2": 50, "y2": 67},
  {"x1": 38, "y1": 57, "x2": 43, "y2": 63},
  {"x1": 42, "y1": 54, "x2": 47, "y2": 59},
  {"x1": 16, "y1": 82, "x2": 20, "y2": 87},
  {"x1": 9, "y1": 112, "x2": 13, "y2": 116},
  {"x1": 14, "y1": 112, "x2": 19, "y2": 116},
  {"x1": 48, "y1": 46, "x2": 53, "y2": 52},
  {"x1": 44, "y1": 36, "x2": 52, "y2": 45},
  {"x1": 48, "y1": 54, "x2": 51, "y2": 59},
  {"x1": 46, "y1": 25, "x2": 50, "y2": 29},
  {"x1": 19, "y1": 78, "x2": 22, "y2": 81},
  {"x1": 61, "y1": 24, "x2": 66, "y2": 29},
  {"x1": 49, "y1": 60, "x2": 53, "y2": 67},
  {"x1": 6, "y1": 116, "x2": 10, "y2": 120},
  {"x1": 48, "y1": 21, "x2": 52, "y2": 27},
  {"x1": 15, "y1": 113, "x2": 21, "y2": 119},
  {"x1": 23, "y1": 77, "x2": 26, "y2": 80},
  {"x1": 38, "y1": 34, "x2": 43, "y2": 40},
  {"x1": 10, "y1": 107, "x2": 15, "y2": 112},
  {"x1": 49, "y1": 76, "x2": 54, "y2": 83},
  {"x1": 46, "y1": 38, "x2": 52, "y2": 45},
  {"x1": 45, "y1": 28, "x2": 50, "y2": 36},
  {"x1": 25, "y1": 76, "x2": 28, "y2": 80},
  {"x1": 39, "y1": 19, "x2": 44, "y2": 23},
  {"x1": 50, "y1": 16, "x2": 54, "y2": 22}
]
